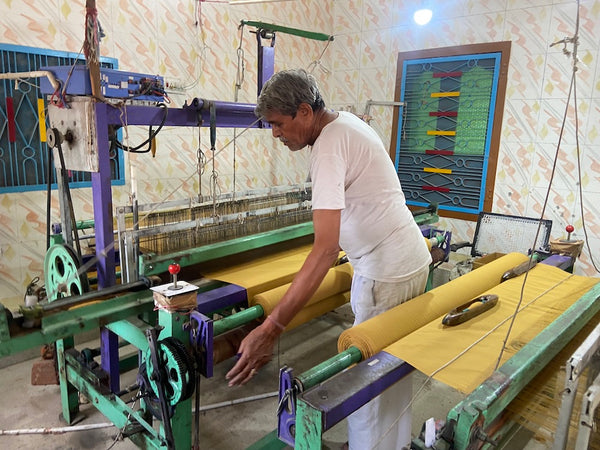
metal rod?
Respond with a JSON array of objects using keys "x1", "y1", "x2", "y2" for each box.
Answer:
[
  {"x1": 42, "y1": 279, "x2": 149, "y2": 311},
  {"x1": 0, "y1": 422, "x2": 115, "y2": 435},
  {"x1": 0, "y1": 70, "x2": 60, "y2": 91},
  {"x1": 195, "y1": 391, "x2": 278, "y2": 412},
  {"x1": 365, "y1": 100, "x2": 404, "y2": 107},
  {"x1": 296, "y1": 346, "x2": 363, "y2": 391},
  {"x1": 213, "y1": 305, "x2": 265, "y2": 336}
]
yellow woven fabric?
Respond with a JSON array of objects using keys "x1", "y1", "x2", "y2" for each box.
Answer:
[
  {"x1": 203, "y1": 244, "x2": 314, "y2": 299},
  {"x1": 337, "y1": 252, "x2": 529, "y2": 358},
  {"x1": 383, "y1": 264, "x2": 599, "y2": 393}
]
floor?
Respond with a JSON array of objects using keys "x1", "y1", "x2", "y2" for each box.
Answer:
[{"x1": 0, "y1": 303, "x2": 560, "y2": 450}]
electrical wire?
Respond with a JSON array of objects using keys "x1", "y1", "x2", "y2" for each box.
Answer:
[{"x1": 110, "y1": 103, "x2": 168, "y2": 153}]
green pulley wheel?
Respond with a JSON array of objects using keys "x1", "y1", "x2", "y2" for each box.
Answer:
[
  {"x1": 145, "y1": 337, "x2": 196, "y2": 407},
  {"x1": 44, "y1": 244, "x2": 89, "y2": 302}
]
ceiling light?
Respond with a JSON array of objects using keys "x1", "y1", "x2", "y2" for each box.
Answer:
[{"x1": 413, "y1": 8, "x2": 433, "y2": 25}]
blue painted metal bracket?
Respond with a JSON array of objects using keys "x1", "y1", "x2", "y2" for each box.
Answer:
[
  {"x1": 188, "y1": 310, "x2": 213, "y2": 378},
  {"x1": 283, "y1": 352, "x2": 414, "y2": 449},
  {"x1": 277, "y1": 366, "x2": 298, "y2": 447},
  {"x1": 196, "y1": 282, "x2": 248, "y2": 315}
]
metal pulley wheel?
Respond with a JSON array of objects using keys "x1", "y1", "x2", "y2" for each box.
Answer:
[
  {"x1": 44, "y1": 244, "x2": 89, "y2": 302},
  {"x1": 145, "y1": 337, "x2": 196, "y2": 407}
]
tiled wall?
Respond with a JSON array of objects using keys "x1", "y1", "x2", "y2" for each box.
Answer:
[
  {"x1": 0, "y1": 0, "x2": 598, "y2": 308},
  {"x1": 329, "y1": 0, "x2": 599, "y2": 276}
]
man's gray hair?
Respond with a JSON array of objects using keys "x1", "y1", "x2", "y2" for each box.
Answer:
[{"x1": 255, "y1": 68, "x2": 325, "y2": 118}]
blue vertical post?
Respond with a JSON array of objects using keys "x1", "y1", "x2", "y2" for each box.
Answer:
[
  {"x1": 257, "y1": 31, "x2": 275, "y2": 96},
  {"x1": 93, "y1": 102, "x2": 120, "y2": 393}
]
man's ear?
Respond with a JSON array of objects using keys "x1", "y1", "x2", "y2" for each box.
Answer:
[{"x1": 297, "y1": 102, "x2": 313, "y2": 118}]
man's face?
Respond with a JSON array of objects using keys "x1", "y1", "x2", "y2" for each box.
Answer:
[{"x1": 263, "y1": 105, "x2": 313, "y2": 152}]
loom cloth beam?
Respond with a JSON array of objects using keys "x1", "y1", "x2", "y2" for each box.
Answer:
[
  {"x1": 337, "y1": 252, "x2": 530, "y2": 358},
  {"x1": 201, "y1": 245, "x2": 353, "y2": 330},
  {"x1": 279, "y1": 253, "x2": 530, "y2": 448},
  {"x1": 277, "y1": 253, "x2": 528, "y2": 447},
  {"x1": 191, "y1": 251, "x2": 353, "y2": 378}
]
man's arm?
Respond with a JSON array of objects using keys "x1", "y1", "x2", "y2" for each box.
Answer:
[{"x1": 226, "y1": 209, "x2": 342, "y2": 386}]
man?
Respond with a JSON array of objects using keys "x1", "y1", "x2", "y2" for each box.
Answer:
[{"x1": 226, "y1": 69, "x2": 432, "y2": 449}]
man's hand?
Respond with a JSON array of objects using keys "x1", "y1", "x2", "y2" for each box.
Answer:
[{"x1": 225, "y1": 322, "x2": 279, "y2": 386}]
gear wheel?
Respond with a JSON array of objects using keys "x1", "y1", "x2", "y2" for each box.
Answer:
[
  {"x1": 161, "y1": 337, "x2": 197, "y2": 400},
  {"x1": 145, "y1": 337, "x2": 196, "y2": 407},
  {"x1": 44, "y1": 244, "x2": 89, "y2": 302}
]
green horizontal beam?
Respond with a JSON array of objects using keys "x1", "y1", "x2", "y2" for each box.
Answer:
[
  {"x1": 241, "y1": 20, "x2": 333, "y2": 42},
  {"x1": 414, "y1": 212, "x2": 439, "y2": 225},
  {"x1": 105, "y1": 319, "x2": 150, "y2": 352},
  {"x1": 0, "y1": 293, "x2": 154, "y2": 358}
]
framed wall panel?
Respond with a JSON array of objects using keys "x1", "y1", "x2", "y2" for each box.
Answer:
[{"x1": 391, "y1": 42, "x2": 511, "y2": 221}]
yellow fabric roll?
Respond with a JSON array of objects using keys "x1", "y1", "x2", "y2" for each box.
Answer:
[
  {"x1": 251, "y1": 264, "x2": 353, "y2": 316},
  {"x1": 203, "y1": 244, "x2": 313, "y2": 299},
  {"x1": 204, "y1": 246, "x2": 351, "y2": 332},
  {"x1": 383, "y1": 264, "x2": 599, "y2": 393},
  {"x1": 285, "y1": 292, "x2": 351, "y2": 331},
  {"x1": 337, "y1": 252, "x2": 529, "y2": 358}
]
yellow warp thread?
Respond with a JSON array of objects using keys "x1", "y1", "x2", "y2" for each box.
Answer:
[
  {"x1": 337, "y1": 252, "x2": 529, "y2": 358},
  {"x1": 383, "y1": 264, "x2": 599, "y2": 393}
]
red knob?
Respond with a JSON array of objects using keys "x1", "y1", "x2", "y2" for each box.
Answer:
[
  {"x1": 168, "y1": 263, "x2": 180, "y2": 275},
  {"x1": 565, "y1": 224, "x2": 574, "y2": 233}
]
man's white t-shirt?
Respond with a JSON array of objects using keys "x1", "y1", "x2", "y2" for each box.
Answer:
[{"x1": 310, "y1": 111, "x2": 432, "y2": 282}]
